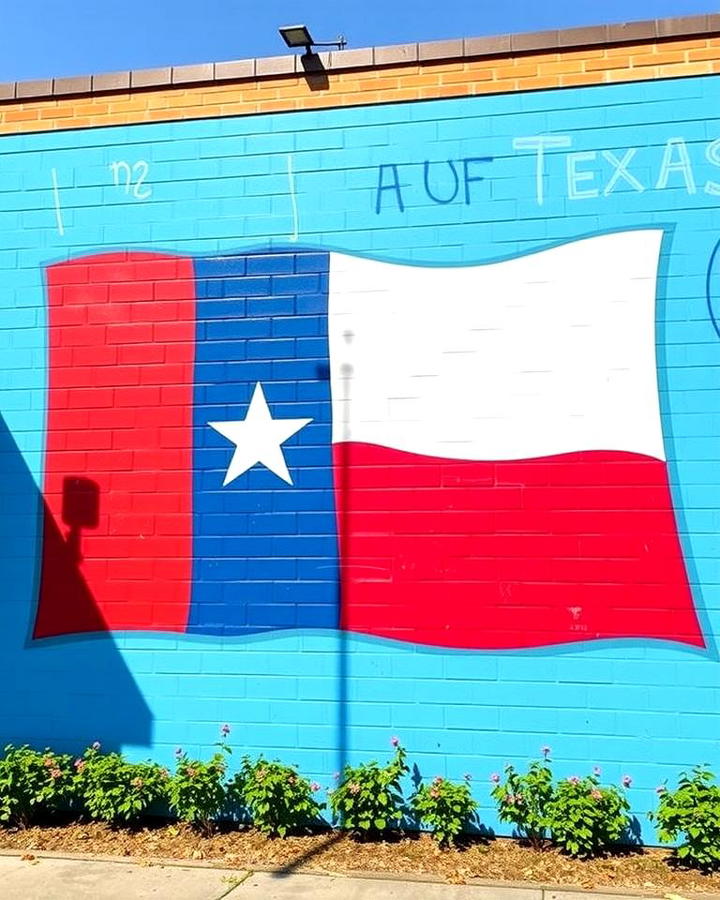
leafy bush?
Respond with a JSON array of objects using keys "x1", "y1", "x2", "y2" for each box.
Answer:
[
  {"x1": 329, "y1": 738, "x2": 408, "y2": 837},
  {"x1": 167, "y1": 744, "x2": 230, "y2": 834},
  {"x1": 231, "y1": 756, "x2": 324, "y2": 836},
  {"x1": 0, "y1": 744, "x2": 73, "y2": 827},
  {"x1": 651, "y1": 766, "x2": 720, "y2": 871},
  {"x1": 411, "y1": 775, "x2": 477, "y2": 846},
  {"x1": 546, "y1": 772, "x2": 631, "y2": 858},
  {"x1": 73, "y1": 743, "x2": 169, "y2": 825},
  {"x1": 491, "y1": 752, "x2": 555, "y2": 850}
]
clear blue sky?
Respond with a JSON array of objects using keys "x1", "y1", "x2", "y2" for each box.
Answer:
[{"x1": 0, "y1": 0, "x2": 717, "y2": 82}]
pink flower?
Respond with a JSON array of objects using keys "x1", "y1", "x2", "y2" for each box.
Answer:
[
  {"x1": 568, "y1": 775, "x2": 580, "y2": 785},
  {"x1": 220, "y1": 724, "x2": 231, "y2": 737},
  {"x1": 257, "y1": 767, "x2": 267, "y2": 780},
  {"x1": 310, "y1": 781, "x2": 321, "y2": 792},
  {"x1": 50, "y1": 768, "x2": 62, "y2": 779},
  {"x1": 429, "y1": 788, "x2": 439, "y2": 798},
  {"x1": 390, "y1": 736, "x2": 400, "y2": 747},
  {"x1": 622, "y1": 775, "x2": 632, "y2": 788},
  {"x1": 433, "y1": 775, "x2": 443, "y2": 785},
  {"x1": 590, "y1": 789, "x2": 602, "y2": 801},
  {"x1": 92, "y1": 741, "x2": 101, "y2": 751},
  {"x1": 490, "y1": 773, "x2": 500, "y2": 783},
  {"x1": 349, "y1": 782, "x2": 360, "y2": 795},
  {"x1": 73, "y1": 758, "x2": 84, "y2": 771},
  {"x1": 593, "y1": 766, "x2": 601, "y2": 776},
  {"x1": 288, "y1": 775, "x2": 296, "y2": 785},
  {"x1": 131, "y1": 777, "x2": 144, "y2": 789},
  {"x1": 186, "y1": 767, "x2": 197, "y2": 778},
  {"x1": 541, "y1": 745, "x2": 551, "y2": 757},
  {"x1": 43, "y1": 757, "x2": 54, "y2": 768},
  {"x1": 160, "y1": 768, "x2": 169, "y2": 779}
]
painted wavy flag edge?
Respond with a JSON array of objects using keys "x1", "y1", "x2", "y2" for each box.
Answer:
[{"x1": 32, "y1": 233, "x2": 705, "y2": 650}]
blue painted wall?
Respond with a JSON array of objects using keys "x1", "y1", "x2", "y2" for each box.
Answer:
[{"x1": 2, "y1": 72, "x2": 720, "y2": 837}]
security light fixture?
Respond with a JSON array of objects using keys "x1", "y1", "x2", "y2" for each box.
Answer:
[{"x1": 278, "y1": 24, "x2": 347, "y2": 54}]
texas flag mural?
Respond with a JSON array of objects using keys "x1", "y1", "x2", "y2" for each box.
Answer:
[{"x1": 34, "y1": 230, "x2": 705, "y2": 650}]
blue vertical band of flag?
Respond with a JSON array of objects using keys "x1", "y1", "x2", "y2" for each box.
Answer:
[{"x1": 188, "y1": 250, "x2": 340, "y2": 636}]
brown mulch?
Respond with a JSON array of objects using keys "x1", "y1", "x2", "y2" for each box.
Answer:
[{"x1": 1, "y1": 822, "x2": 720, "y2": 894}]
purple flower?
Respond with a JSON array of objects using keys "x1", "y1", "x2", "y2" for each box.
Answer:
[
  {"x1": 656, "y1": 785, "x2": 666, "y2": 795},
  {"x1": 593, "y1": 766, "x2": 601, "y2": 776},
  {"x1": 568, "y1": 775, "x2": 580, "y2": 785},
  {"x1": 622, "y1": 775, "x2": 632, "y2": 788},
  {"x1": 333, "y1": 771, "x2": 340, "y2": 781},
  {"x1": 91, "y1": 741, "x2": 101, "y2": 751},
  {"x1": 310, "y1": 781, "x2": 321, "y2": 792},
  {"x1": 490, "y1": 772, "x2": 500, "y2": 784},
  {"x1": 464, "y1": 773, "x2": 472, "y2": 782},
  {"x1": 541, "y1": 745, "x2": 551, "y2": 757},
  {"x1": 220, "y1": 724, "x2": 230, "y2": 737},
  {"x1": 175, "y1": 747, "x2": 183, "y2": 758},
  {"x1": 390, "y1": 736, "x2": 400, "y2": 747}
]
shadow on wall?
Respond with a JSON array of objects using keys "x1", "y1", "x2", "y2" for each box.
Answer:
[
  {"x1": 0, "y1": 411, "x2": 152, "y2": 752},
  {"x1": 300, "y1": 54, "x2": 330, "y2": 91}
]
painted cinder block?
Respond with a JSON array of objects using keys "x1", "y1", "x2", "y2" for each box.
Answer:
[{"x1": 2, "y1": 24, "x2": 720, "y2": 840}]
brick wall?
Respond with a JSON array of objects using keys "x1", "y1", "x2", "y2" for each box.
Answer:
[
  {"x1": 1, "y1": 32, "x2": 720, "y2": 132},
  {"x1": 1, "y1": 20, "x2": 720, "y2": 839}
]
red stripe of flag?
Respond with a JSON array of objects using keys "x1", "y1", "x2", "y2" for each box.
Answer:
[
  {"x1": 335, "y1": 443, "x2": 704, "y2": 650},
  {"x1": 34, "y1": 252, "x2": 196, "y2": 638}
]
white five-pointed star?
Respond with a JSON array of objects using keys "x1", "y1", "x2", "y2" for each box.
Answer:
[{"x1": 208, "y1": 383, "x2": 312, "y2": 486}]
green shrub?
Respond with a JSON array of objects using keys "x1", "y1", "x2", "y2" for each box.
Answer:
[
  {"x1": 651, "y1": 766, "x2": 720, "y2": 871},
  {"x1": 73, "y1": 743, "x2": 168, "y2": 825},
  {"x1": 411, "y1": 775, "x2": 477, "y2": 846},
  {"x1": 167, "y1": 743, "x2": 230, "y2": 834},
  {"x1": 0, "y1": 744, "x2": 73, "y2": 827},
  {"x1": 546, "y1": 772, "x2": 631, "y2": 858},
  {"x1": 491, "y1": 751, "x2": 555, "y2": 850},
  {"x1": 329, "y1": 738, "x2": 408, "y2": 837},
  {"x1": 231, "y1": 756, "x2": 324, "y2": 836}
]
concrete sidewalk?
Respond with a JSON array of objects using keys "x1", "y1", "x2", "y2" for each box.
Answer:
[{"x1": 0, "y1": 854, "x2": 704, "y2": 900}]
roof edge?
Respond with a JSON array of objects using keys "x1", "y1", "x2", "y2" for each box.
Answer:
[{"x1": 2, "y1": 12, "x2": 720, "y2": 103}]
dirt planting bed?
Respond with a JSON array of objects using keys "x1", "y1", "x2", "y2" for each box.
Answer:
[{"x1": 1, "y1": 822, "x2": 720, "y2": 894}]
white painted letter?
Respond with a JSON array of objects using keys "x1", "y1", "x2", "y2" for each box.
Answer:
[
  {"x1": 109, "y1": 161, "x2": 133, "y2": 193},
  {"x1": 602, "y1": 148, "x2": 645, "y2": 195},
  {"x1": 656, "y1": 138, "x2": 696, "y2": 194},
  {"x1": 512, "y1": 135, "x2": 572, "y2": 206},
  {"x1": 132, "y1": 161, "x2": 151, "y2": 200},
  {"x1": 566, "y1": 151, "x2": 599, "y2": 200},
  {"x1": 704, "y1": 138, "x2": 720, "y2": 196}
]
